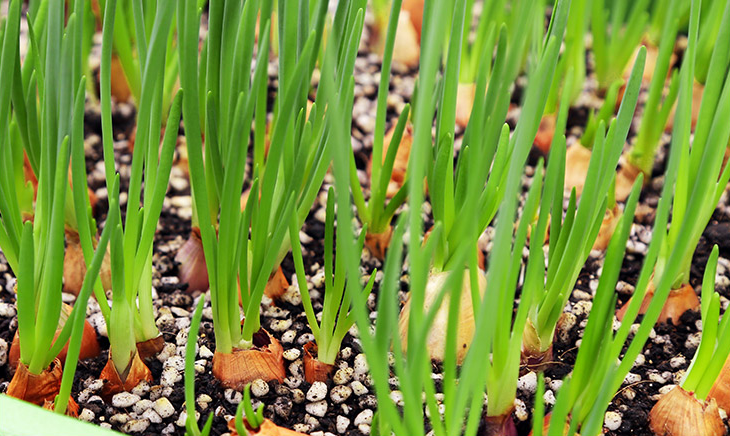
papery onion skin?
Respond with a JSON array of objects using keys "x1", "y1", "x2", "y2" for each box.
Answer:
[{"x1": 649, "y1": 386, "x2": 724, "y2": 436}]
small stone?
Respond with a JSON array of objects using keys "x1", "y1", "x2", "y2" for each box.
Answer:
[
  {"x1": 112, "y1": 392, "x2": 140, "y2": 408},
  {"x1": 251, "y1": 379, "x2": 270, "y2": 397},
  {"x1": 549, "y1": 379, "x2": 563, "y2": 392},
  {"x1": 0, "y1": 338, "x2": 7, "y2": 366},
  {"x1": 572, "y1": 289, "x2": 592, "y2": 301},
  {"x1": 142, "y1": 409, "x2": 163, "y2": 424},
  {"x1": 336, "y1": 415, "x2": 351, "y2": 433},
  {"x1": 685, "y1": 332, "x2": 702, "y2": 350},
  {"x1": 153, "y1": 397, "x2": 176, "y2": 418},
  {"x1": 274, "y1": 396, "x2": 293, "y2": 419},
  {"x1": 330, "y1": 385, "x2": 352, "y2": 404},
  {"x1": 176, "y1": 410, "x2": 199, "y2": 428},
  {"x1": 351, "y1": 380, "x2": 368, "y2": 396},
  {"x1": 160, "y1": 367, "x2": 181, "y2": 387},
  {"x1": 133, "y1": 399, "x2": 154, "y2": 414},
  {"x1": 110, "y1": 413, "x2": 132, "y2": 425},
  {"x1": 283, "y1": 348, "x2": 301, "y2": 361},
  {"x1": 604, "y1": 411, "x2": 622, "y2": 431},
  {"x1": 623, "y1": 388, "x2": 636, "y2": 400},
  {"x1": 333, "y1": 367, "x2": 354, "y2": 385},
  {"x1": 623, "y1": 373, "x2": 641, "y2": 385},
  {"x1": 197, "y1": 394, "x2": 213, "y2": 410},
  {"x1": 157, "y1": 342, "x2": 177, "y2": 363},
  {"x1": 353, "y1": 354, "x2": 368, "y2": 374},
  {"x1": 358, "y1": 424, "x2": 371, "y2": 435},
  {"x1": 306, "y1": 400, "x2": 328, "y2": 417},
  {"x1": 388, "y1": 390, "x2": 404, "y2": 406},
  {"x1": 0, "y1": 302, "x2": 17, "y2": 317},
  {"x1": 354, "y1": 409, "x2": 373, "y2": 426},
  {"x1": 517, "y1": 372, "x2": 537, "y2": 394},
  {"x1": 307, "y1": 381, "x2": 328, "y2": 402},
  {"x1": 544, "y1": 390, "x2": 556, "y2": 406},
  {"x1": 291, "y1": 389, "x2": 306, "y2": 404},
  {"x1": 225, "y1": 388, "x2": 243, "y2": 404},
  {"x1": 161, "y1": 423, "x2": 176, "y2": 434},
  {"x1": 131, "y1": 380, "x2": 150, "y2": 396},
  {"x1": 87, "y1": 379, "x2": 104, "y2": 393},
  {"x1": 270, "y1": 319, "x2": 293, "y2": 332},
  {"x1": 79, "y1": 408, "x2": 95, "y2": 422},
  {"x1": 514, "y1": 399, "x2": 528, "y2": 422},
  {"x1": 198, "y1": 345, "x2": 214, "y2": 359},
  {"x1": 339, "y1": 347, "x2": 352, "y2": 360},
  {"x1": 572, "y1": 300, "x2": 592, "y2": 317},
  {"x1": 293, "y1": 424, "x2": 311, "y2": 433},
  {"x1": 284, "y1": 376, "x2": 302, "y2": 389},
  {"x1": 281, "y1": 330, "x2": 297, "y2": 344},
  {"x1": 659, "y1": 385, "x2": 676, "y2": 395},
  {"x1": 122, "y1": 419, "x2": 150, "y2": 433},
  {"x1": 648, "y1": 371, "x2": 669, "y2": 384}
]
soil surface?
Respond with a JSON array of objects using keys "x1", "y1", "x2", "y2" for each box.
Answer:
[{"x1": 1, "y1": 7, "x2": 729, "y2": 436}]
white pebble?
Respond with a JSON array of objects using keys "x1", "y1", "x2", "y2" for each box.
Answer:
[
  {"x1": 153, "y1": 397, "x2": 176, "y2": 418},
  {"x1": 353, "y1": 354, "x2": 369, "y2": 374},
  {"x1": 514, "y1": 399, "x2": 528, "y2": 422},
  {"x1": 110, "y1": 413, "x2": 131, "y2": 425},
  {"x1": 270, "y1": 319, "x2": 293, "y2": 332},
  {"x1": 333, "y1": 368, "x2": 354, "y2": 385},
  {"x1": 604, "y1": 411, "x2": 622, "y2": 431},
  {"x1": 251, "y1": 379, "x2": 270, "y2": 397},
  {"x1": 517, "y1": 372, "x2": 537, "y2": 394},
  {"x1": 307, "y1": 381, "x2": 328, "y2": 402},
  {"x1": 142, "y1": 409, "x2": 163, "y2": 424},
  {"x1": 306, "y1": 400, "x2": 328, "y2": 417},
  {"x1": 283, "y1": 348, "x2": 301, "y2": 361},
  {"x1": 281, "y1": 330, "x2": 297, "y2": 344},
  {"x1": 354, "y1": 409, "x2": 373, "y2": 426},
  {"x1": 225, "y1": 388, "x2": 243, "y2": 404},
  {"x1": 543, "y1": 390, "x2": 556, "y2": 406},
  {"x1": 131, "y1": 380, "x2": 150, "y2": 396},
  {"x1": 330, "y1": 385, "x2": 353, "y2": 404},
  {"x1": 79, "y1": 408, "x2": 95, "y2": 422},
  {"x1": 0, "y1": 338, "x2": 7, "y2": 366},
  {"x1": 336, "y1": 415, "x2": 350, "y2": 434},
  {"x1": 197, "y1": 394, "x2": 213, "y2": 410},
  {"x1": 160, "y1": 367, "x2": 181, "y2": 387},
  {"x1": 133, "y1": 399, "x2": 154, "y2": 415},
  {"x1": 351, "y1": 380, "x2": 368, "y2": 396},
  {"x1": 623, "y1": 373, "x2": 641, "y2": 385},
  {"x1": 112, "y1": 392, "x2": 140, "y2": 408},
  {"x1": 198, "y1": 345, "x2": 214, "y2": 359},
  {"x1": 122, "y1": 419, "x2": 150, "y2": 433},
  {"x1": 0, "y1": 302, "x2": 17, "y2": 317}
]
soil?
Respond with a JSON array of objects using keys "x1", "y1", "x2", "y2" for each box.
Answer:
[{"x1": 1, "y1": 7, "x2": 729, "y2": 436}]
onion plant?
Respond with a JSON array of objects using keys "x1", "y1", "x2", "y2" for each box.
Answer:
[
  {"x1": 95, "y1": 0, "x2": 180, "y2": 113},
  {"x1": 550, "y1": 5, "x2": 730, "y2": 434},
  {"x1": 55, "y1": 184, "x2": 119, "y2": 415},
  {"x1": 620, "y1": 0, "x2": 681, "y2": 188},
  {"x1": 349, "y1": 0, "x2": 409, "y2": 260},
  {"x1": 0, "y1": 0, "x2": 107, "y2": 409},
  {"x1": 521, "y1": 47, "x2": 645, "y2": 367},
  {"x1": 290, "y1": 187, "x2": 376, "y2": 373},
  {"x1": 529, "y1": 178, "x2": 643, "y2": 435},
  {"x1": 329, "y1": 1, "x2": 571, "y2": 434},
  {"x1": 94, "y1": 0, "x2": 182, "y2": 364},
  {"x1": 645, "y1": 245, "x2": 730, "y2": 436},
  {"x1": 618, "y1": 0, "x2": 730, "y2": 323},
  {"x1": 184, "y1": 298, "x2": 215, "y2": 436},
  {"x1": 176, "y1": 0, "x2": 359, "y2": 386},
  {"x1": 541, "y1": 0, "x2": 588, "y2": 126},
  {"x1": 591, "y1": 0, "x2": 649, "y2": 90}
]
